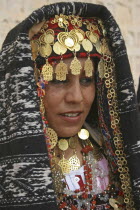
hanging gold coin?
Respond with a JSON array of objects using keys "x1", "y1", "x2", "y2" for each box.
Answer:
[
  {"x1": 78, "y1": 129, "x2": 89, "y2": 140},
  {"x1": 47, "y1": 128, "x2": 58, "y2": 149},
  {"x1": 39, "y1": 43, "x2": 52, "y2": 57},
  {"x1": 53, "y1": 41, "x2": 67, "y2": 55},
  {"x1": 95, "y1": 41, "x2": 102, "y2": 54},
  {"x1": 44, "y1": 34, "x2": 54, "y2": 44},
  {"x1": 69, "y1": 136, "x2": 78, "y2": 149},
  {"x1": 82, "y1": 39, "x2": 93, "y2": 52},
  {"x1": 73, "y1": 43, "x2": 80, "y2": 52},
  {"x1": 58, "y1": 139, "x2": 68, "y2": 151}
]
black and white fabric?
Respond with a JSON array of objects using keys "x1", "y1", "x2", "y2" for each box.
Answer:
[{"x1": 0, "y1": 2, "x2": 140, "y2": 209}]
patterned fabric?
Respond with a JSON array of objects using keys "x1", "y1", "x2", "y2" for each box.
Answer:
[{"x1": 0, "y1": 2, "x2": 140, "y2": 209}]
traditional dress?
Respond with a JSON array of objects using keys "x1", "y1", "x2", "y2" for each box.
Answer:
[{"x1": 0, "y1": 2, "x2": 140, "y2": 210}]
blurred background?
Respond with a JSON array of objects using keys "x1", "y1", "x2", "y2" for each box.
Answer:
[{"x1": 0, "y1": 0, "x2": 140, "y2": 93}]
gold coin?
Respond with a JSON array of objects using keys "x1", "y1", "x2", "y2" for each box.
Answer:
[
  {"x1": 82, "y1": 39, "x2": 93, "y2": 52},
  {"x1": 95, "y1": 41, "x2": 102, "y2": 54},
  {"x1": 44, "y1": 34, "x2": 54, "y2": 44},
  {"x1": 53, "y1": 41, "x2": 67, "y2": 55},
  {"x1": 69, "y1": 136, "x2": 77, "y2": 149},
  {"x1": 65, "y1": 37, "x2": 74, "y2": 47},
  {"x1": 58, "y1": 139, "x2": 68, "y2": 151},
  {"x1": 39, "y1": 43, "x2": 52, "y2": 57},
  {"x1": 78, "y1": 129, "x2": 89, "y2": 140},
  {"x1": 73, "y1": 43, "x2": 80, "y2": 52},
  {"x1": 47, "y1": 128, "x2": 58, "y2": 149}
]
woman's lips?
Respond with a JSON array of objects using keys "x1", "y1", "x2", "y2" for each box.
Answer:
[{"x1": 59, "y1": 111, "x2": 82, "y2": 123}]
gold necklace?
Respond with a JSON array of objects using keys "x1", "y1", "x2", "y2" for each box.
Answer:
[{"x1": 47, "y1": 128, "x2": 90, "y2": 174}]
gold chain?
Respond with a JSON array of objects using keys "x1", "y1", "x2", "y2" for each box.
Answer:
[{"x1": 104, "y1": 55, "x2": 135, "y2": 209}]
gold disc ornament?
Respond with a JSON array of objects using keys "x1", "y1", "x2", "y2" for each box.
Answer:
[
  {"x1": 69, "y1": 136, "x2": 78, "y2": 149},
  {"x1": 53, "y1": 41, "x2": 67, "y2": 55},
  {"x1": 47, "y1": 128, "x2": 58, "y2": 149},
  {"x1": 78, "y1": 129, "x2": 89, "y2": 140},
  {"x1": 39, "y1": 43, "x2": 52, "y2": 57},
  {"x1": 58, "y1": 139, "x2": 69, "y2": 151},
  {"x1": 82, "y1": 39, "x2": 93, "y2": 52}
]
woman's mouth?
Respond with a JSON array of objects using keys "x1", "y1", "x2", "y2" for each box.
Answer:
[
  {"x1": 61, "y1": 113, "x2": 80, "y2": 117},
  {"x1": 59, "y1": 112, "x2": 82, "y2": 123}
]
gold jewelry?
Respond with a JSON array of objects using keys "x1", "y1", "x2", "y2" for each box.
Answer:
[
  {"x1": 58, "y1": 154, "x2": 71, "y2": 174},
  {"x1": 84, "y1": 56, "x2": 94, "y2": 77},
  {"x1": 42, "y1": 59, "x2": 53, "y2": 81},
  {"x1": 55, "y1": 59, "x2": 68, "y2": 81},
  {"x1": 47, "y1": 128, "x2": 58, "y2": 149},
  {"x1": 78, "y1": 128, "x2": 89, "y2": 140},
  {"x1": 70, "y1": 53, "x2": 82, "y2": 75},
  {"x1": 69, "y1": 136, "x2": 78, "y2": 149},
  {"x1": 69, "y1": 153, "x2": 80, "y2": 171},
  {"x1": 31, "y1": 14, "x2": 109, "y2": 82},
  {"x1": 58, "y1": 139, "x2": 69, "y2": 151}
]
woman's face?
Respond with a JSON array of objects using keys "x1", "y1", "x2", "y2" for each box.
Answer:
[{"x1": 44, "y1": 58, "x2": 95, "y2": 137}]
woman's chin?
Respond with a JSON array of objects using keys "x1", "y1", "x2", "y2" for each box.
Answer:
[{"x1": 54, "y1": 127, "x2": 81, "y2": 138}]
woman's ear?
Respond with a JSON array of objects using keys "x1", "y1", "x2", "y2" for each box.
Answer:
[{"x1": 28, "y1": 21, "x2": 45, "y2": 39}]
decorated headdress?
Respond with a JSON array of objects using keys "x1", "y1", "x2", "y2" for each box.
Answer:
[{"x1": 0, "y1": 2, "x2": 140, "y2": 210}]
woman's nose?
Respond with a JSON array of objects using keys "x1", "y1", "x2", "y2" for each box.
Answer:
[{"x1": 65, "y1": 80, "x2": 83, "y2": 103}]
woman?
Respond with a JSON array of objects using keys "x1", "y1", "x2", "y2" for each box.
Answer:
[{"x1": 0, "y1": 2, "x2": 139, "y2": 210}]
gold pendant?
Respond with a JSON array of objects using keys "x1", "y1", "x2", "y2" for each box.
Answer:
[
  {"x1": 82, "y1": 39, "x2": 93, "y2": 52},
  {"x1": 98, "y1": 59, "x2": 105, "y2": 79},
  {"x1": 58, "y1": 139, "x2": 68, "y2": 151},
  {"x1": 95, "y1": 41, "x2": 102, "y2": 54},
  {"x1": 53, "y1": 41, "x2": 67, "y2": 55},
  {"x1": 58, "y1": 156, "x2": 70, "y2": 174},
  {"x1": 70, "y1": 56, "x2": 82, "y2": 75},
  {"x1": 55, "y1": 60, "x2": 68, "y2": 81},
  {"x1": 47, "y1": 128, "x2": 58, "y2": 149},
  {"x1": 42, "y1": 60, "x2": 53, "y2": 81},
  {"x1": 39, "y1": 43, "x2": 52, "y2": 57},
  {"x1": 69, "y1": 154, "x2": 80, "y2": 171},
  {"x1": 69, "y1": 136, "x2": 78, "y2": 149},
  {"x1": 78, "y1": 129, "x2": 89, "y2": 140},
  {"x1": 84, "y1": 57, "x2": 93, "y2": 77}
]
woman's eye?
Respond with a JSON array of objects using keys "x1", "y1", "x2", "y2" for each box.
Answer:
[
  {"x1": 50, "y1": 79, "x2": 68, "y2": 84},
  {"x1": 80, "y1": 77, "x2": 94, "y2": 85}
]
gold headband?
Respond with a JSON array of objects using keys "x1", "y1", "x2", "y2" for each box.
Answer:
[{"x1": 31, "y1": 14, "x2": 111, "y2": 82}]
